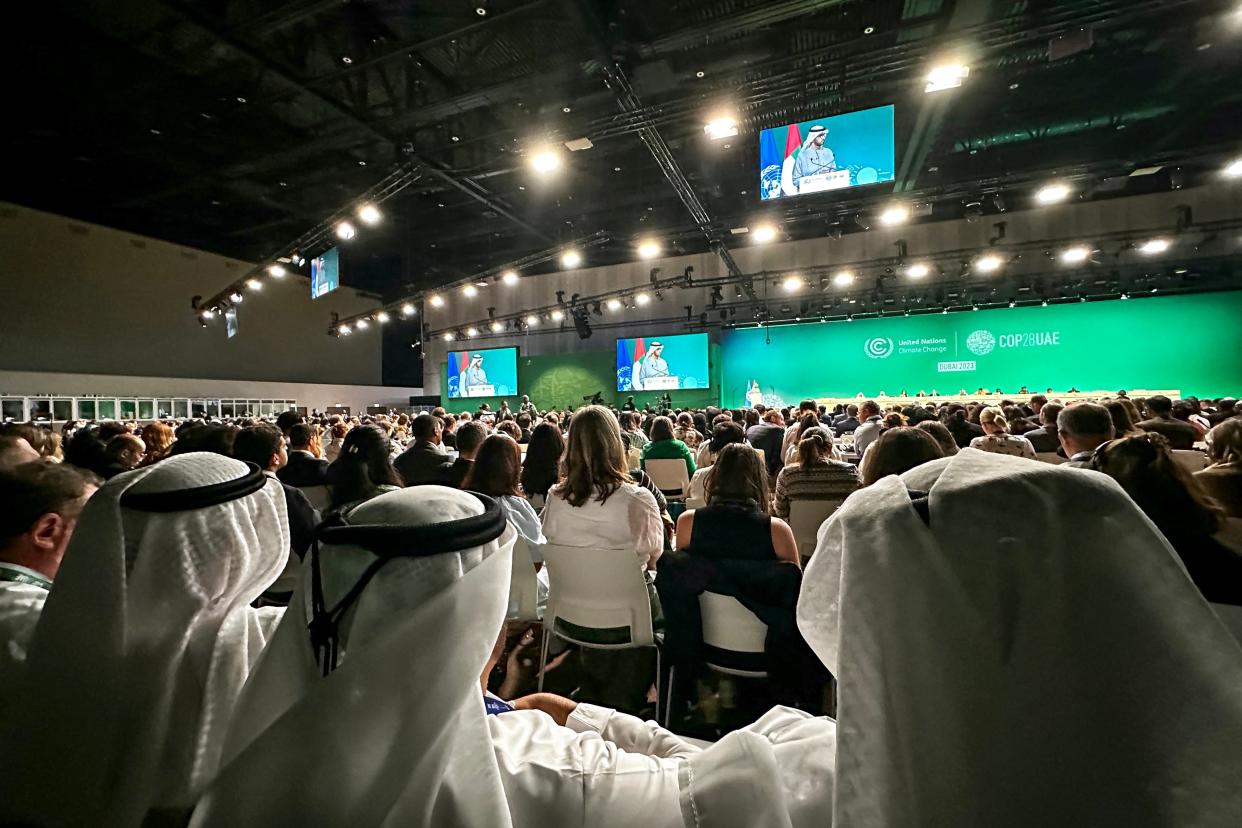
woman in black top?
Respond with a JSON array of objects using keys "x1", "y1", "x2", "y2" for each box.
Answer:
[
  {"x1": 519, "y1": 422, "x2": 565, "y2": 506},
  {"x1": 675, "y1": 443, "x2": 799, "y2": 566}
]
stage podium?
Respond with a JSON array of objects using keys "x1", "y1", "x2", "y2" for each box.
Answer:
[
  {"x1": 463, "y1": 384, "x2": 496, "y2": 397},
  {"x1": 798, "y1": 170, "x2": 851, "y2": 194},
  {"x1": 640, "y1": 376, "x2": 679, "y2": 391}
]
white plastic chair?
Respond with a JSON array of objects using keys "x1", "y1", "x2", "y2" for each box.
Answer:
[
  {"x1": 787, "y1": 499, "x2": 845, "y2": 561},
  {"x1": 538, "y1": 543, "x2": 661, "y2": 721},
  {"x1": 1034, "y1": 452, "x2": 1067, "y2": 465},
  {"x1": 646, "y1": 458, "x2": 691, "y2": 500},
  {"x1": 664, "y1": 592, "x2": 768, "y2": 727},
  {"x1": 508, "y1": 537, "x2": 541, "y2": 622},
  {"x1": 1172, "y1": 449, "x2": 1207, "y2": 473}
]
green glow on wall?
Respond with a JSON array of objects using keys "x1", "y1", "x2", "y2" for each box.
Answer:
[{"x1": 721, "y1": 292, "x2": 1242, "y2": 406}]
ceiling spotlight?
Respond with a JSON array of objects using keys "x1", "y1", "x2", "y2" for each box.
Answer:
[
  {"x1": 357, "y1": 203, "x2": 382, "y2": 225},
  {"x1": 341, "y1": 56, "x2": 353, "y2": 64},
  {"x1": 1008, "y1": 300, "x2": 1017, "y2": 308},
  {"x1": 635, "y1": 292, "x2": 651, "y2": 305},
  {"x1": 466, "y1": 327, "x2": 479, "y2": 338},
  {"x1": 1041, "y1": 299, "x2": 1049, "y2": 307},
  {"x1": 501, "y1": 270, "x2": 519, "y2": 285},
  {"x1": 530, "y1": 150, "x2": 561, "y2": 174},
  {"x1": 339, "y1": 324, "x2": 351, "y2": 334},
  {"x1": 606, "y1": 298, "x2": 622, "y2": 311},
  {"x1": 1120, "y1": 292, "x2": 1130, "y2": 300},
  {"x1": 1222, "y1": 157, "x2": 1242, "y2": 178},
  {"x1": 267, "y1": 264, "x2": 286, "y2": 277},
  {"x1": 462, "y1": 284, "x2": 478, "y2": 298},
  {"x1": 925, "y1": 63, "x2": 970, "y2": 93},
  {"x1": 695, "y1": 70, "x2": 705, "y2": 78},
  {"x1": 1059, "y1": 245, "x2": 1092, "y2": 264},
  {"x1": 974, "y1": 253, "x2": 1004, "y2": 273},
  {"x1": 879, "y1": 205, "x2": 910, "y2": 226},
  {"x1": 429, "y1": 294, "x2": 445, "y2": 308},
  {"x1": 490, "y1": 321, "x2": 503, "y2": 332},
  {"x1": 400, "y1": 303, "x2": 415, "y2": 317},
  {"x1": 1138, "y1": 238, "x2": 1171, "y2": 255},
  {"x1": 200, "y1": 309, "x2": 214, "y2": 320},
  {"x1": 525, "y1": 315, "x2": 539, "y2": 326},
  {"x1": 906, "y1": 262, "x2": 931, "y2": 279},
  {"x1": 335, "y1": 221, "x2": 356, "y2": 240},
  {"x1": 781, "y1": 276, "x2": 802, "y2": 293},
  {"x1": 704, "y1": 117, "x2": 738, "y2": 140},
  {"x1": 443, "y1": 332, "x2": 455, "y2": 342},
  {"x1": 246, "y1": 278, "x2": 262, "y2": 291},
  {"x1": 476, "y1": 6, "x2": 487, "y2": 15},
  {"x1": 752, "y1": 224, "x2": 778, "y2": 244},
  {"x1": 637, "y1": 240, "x2": 661, "y2": 259},
  {"x1": 1035, "y1": 183, "x2": 1072, "y2": 204},
  {"x1": 551, "y1": 309, "x2": 565, "y2": 322},
  {"x1": 376, "y1": 311, "x2": 390, "y2": 323},
  {"x1": 229, "y1": 291, "x2": 244, "y2": 303},
  {"x1": 356, "y1": 319, "x2": 369, "y2": 330},
  {"x1": 832, "y1": 270, "x2": 856, "y2": 287},
  {"x1": 561, "y1": 249, "x2": 582, "y2": 268}
]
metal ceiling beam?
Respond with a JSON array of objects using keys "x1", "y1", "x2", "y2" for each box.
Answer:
[{"x1": 160, "y1": 0, "x2": 554, "y2": 242}]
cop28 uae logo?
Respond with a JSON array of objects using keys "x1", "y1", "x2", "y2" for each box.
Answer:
[
  {"x1": 864, "y1": 337, "x2": 894, "y2": 359},
  {"x1": 966, "y1": 329, "x2": 996, "y2": 356}
]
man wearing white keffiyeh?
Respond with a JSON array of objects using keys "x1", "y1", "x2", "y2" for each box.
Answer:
[{"x1": 0, "y1": 452, "x2": 290, "y2": 827}]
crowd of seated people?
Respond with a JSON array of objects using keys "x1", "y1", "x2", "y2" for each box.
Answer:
[{"x1": 0, "y1": 388, "x2": 1240, "y2": 824}]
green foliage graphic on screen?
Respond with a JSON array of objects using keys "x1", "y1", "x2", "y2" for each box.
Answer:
[
  {"x1": 617, "y1": 333, "x2": 709, "y2": 392},
  {"x1": 446, "y1": 347, "x2": 519, "y2": 400},
  {"x1": 722, "y1": 292, "x2": 1242, "y2": 406}
]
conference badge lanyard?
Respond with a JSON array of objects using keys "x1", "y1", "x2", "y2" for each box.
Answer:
[{"x1": 0, "y1": 563, "x2": 52, "y2": 591}]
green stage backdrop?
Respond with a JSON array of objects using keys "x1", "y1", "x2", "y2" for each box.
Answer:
[
  {"x1": 721, "y1": 292, "x2": 1242, "y2": 407},
  {"x1": 439, "y1": 344, "x2": 722, "y2": 412}
]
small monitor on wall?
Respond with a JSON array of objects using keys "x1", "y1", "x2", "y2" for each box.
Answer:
[
  {"x1": 758, "y1": 104, "x2": 895, "y2": 201},
  {"x1": 617, "y1": 333, "x2": 709, "y2": 393},
  {"x1": 446, "y1": 346, "x2": 519, "y2": 399},
  {"x1": 311, "y1": 247, "x2": 340, "y2": 299}
]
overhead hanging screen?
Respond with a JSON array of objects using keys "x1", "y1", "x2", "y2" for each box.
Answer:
[
  {"x1": 446, "y1": 346, "x2": 519, "y2": 399},
  {"x1": 617, "y1": 332, "x2": 709, "y2": 393},
  {"x1": 759, "y1": 104, "x2": 895, "y2": 201},
  {"x1": 310, "y1": 247, "x2": 340, "y2": 299}
]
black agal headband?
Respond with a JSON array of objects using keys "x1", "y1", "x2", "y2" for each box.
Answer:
[{"x1": 308, "y1": 491, "x2": 507, "y2": 675}]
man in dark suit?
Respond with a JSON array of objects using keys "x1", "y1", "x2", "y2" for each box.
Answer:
[
  {"x1": 746, "y1": 410, "x2": 787, "y2": 478},
  {"x1": 394, "y1": 414, "x2": 449, "y2": 485},
  {"x1": 1021, "y1": 402, "x2": 1064, "y2": 453},
  {"x1": 277, "y1": 424, "x2": 330, "y2": 487},
  {"x1": 1208, "y1": 398, "x2": 1238, "y2": 426},
  {"x1": 232, "y1": 426, "x2": 317, "y2": 562},
  {"x1": 436, "y1": 421, "x2": 486, "y2": 488},
  {"x1": 1136, "y1": 395, "x2": 1198, "y2": 450},
  {"x1": 832, "y1": 404, "x2": 861, "y2": 434}
]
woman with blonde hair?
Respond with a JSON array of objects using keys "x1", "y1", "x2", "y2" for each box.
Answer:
[
  {"x1": 772, "y1": 425, "x2": 859, "y2": 518},
  {"x1": 969, "y1": 407, "x2": 1037, "y2": 459},
  {"x1": 138, "y1": 421, "x2": 175, "y2": 466}
]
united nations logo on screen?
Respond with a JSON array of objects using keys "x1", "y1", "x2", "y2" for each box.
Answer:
[
  {"x1": 966, "y1": 329, "x2": 995, "y2": 356},
  {"x1": 864, "y1": 337, "x2": 894, "y2": 359}
]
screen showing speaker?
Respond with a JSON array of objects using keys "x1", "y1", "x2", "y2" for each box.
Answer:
[
  {"x1": 446, "y1": 346, "x2": 519, "y2": 399},
  {"x1": 310, "y1": 247, "x2": 340, "y2": 299},
  {"x1": 758, "y1": 104, "x2": 895, "y2": 201},
  {"x1": 616, "y1": 333, "x2": 708, "y2": 392}
]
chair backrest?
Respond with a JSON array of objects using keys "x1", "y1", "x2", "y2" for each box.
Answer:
[
  {"x1": 626, "y1": 447, "x2": 642, "y2": 471},
  {"x1": 1035, "y1": 452, "x2": 1067, "y2": 465},
  {"x1": 540, "y1": 543, "x2": 655, "y2": 648},
  {"x1": 787, "y1": 498, "x2": 846, "y2": 559},
  {"x1": 298, "y1": 484, "x2": 332, "y2": 512},
  {"x1": 646, "y1": 458, "x2": 691, "y2": 496},
  {"x1": 1172, "y1": 449, "x2": 1208, "y2": 473},
  {"x1": 507, "y1": 537, "x2": 540, "y2": 622},
  {"x1": 699, "y1": 592, "x2": 768, "y2": 677},
  {"x1": 1216, "y1": 517, "x2": 1242, "y2": 555}
]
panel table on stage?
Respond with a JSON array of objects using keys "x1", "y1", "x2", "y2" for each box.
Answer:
[{"x1": 813, "y1": 390, "x2": 1181, "y2": 409}]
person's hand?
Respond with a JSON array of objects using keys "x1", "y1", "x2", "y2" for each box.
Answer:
[{"x1": 511, "y1": 692, "x2": 579, "y2": 726}]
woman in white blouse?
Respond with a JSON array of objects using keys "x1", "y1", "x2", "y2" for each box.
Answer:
[
  {"x1": 969, "y1": 406, "x2": 1038, "y2": 460},
  {"x1": 541, "y1": 405, "x2": 664, "y2": 570}
]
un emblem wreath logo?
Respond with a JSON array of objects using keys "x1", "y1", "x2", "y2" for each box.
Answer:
[
  {"x1": 966, "y1": 330, "x2": 995, "y2": 356},
  {"x1": 864, "y1": 337, "x2": 894, "y2": 359}
]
